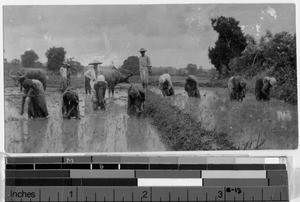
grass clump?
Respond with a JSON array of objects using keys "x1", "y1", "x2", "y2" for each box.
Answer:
[{"x1": 144, "y1": 91, "x2": 236, "y2": 151}]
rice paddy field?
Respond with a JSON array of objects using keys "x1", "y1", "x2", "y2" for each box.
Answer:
[{"x1": 3, "y1": 74, "x2": 298, "y2": 153}]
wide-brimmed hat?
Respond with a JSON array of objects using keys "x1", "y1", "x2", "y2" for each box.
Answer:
[
  {"x1": 139, "y1": 48, "x2": 147, "y2": 52},
  {"x1": 89, "y1": 60, "x2": 102, "y2": 65}
]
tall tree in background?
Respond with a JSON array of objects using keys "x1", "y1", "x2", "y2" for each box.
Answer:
[
  {"x1": 21, "y1": 50, "x2": 39, "y2": 68},
  {"x1": 120, "y1": 56, "x2": 139, "y2": 75},
  {"x1": 45, "y1": 47, "x2": 66, "y2": 72},
  {"x1": 208, "y1": 16, "x2": 247, "y2": 75},
  {"x1": 11, "y1": 59, "x2": 21, "y2": 66}
]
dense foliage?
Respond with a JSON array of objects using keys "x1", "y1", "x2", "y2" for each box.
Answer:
[
  {"x1": 21, "y1": 50, "x2": 39, "y2": 68},
  {"x1": 10, "y1": 59, "x2": 22, "y2": 68},
  {"x1": 208, "y1": 16, "x2": 247, "y2": 75},
  {"x1": 45, "y1": 46, "x2": 66, "y2": 72}
]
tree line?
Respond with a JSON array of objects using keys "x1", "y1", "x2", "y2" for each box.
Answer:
[
  {"x1": 120, "y1": 56, "x2": 210, "y2": 77},
  {"x1": 4, "y1": 47, "x2": 85, "y2": 75},
  {"x1": 5, "y1": 47, "x2": 211, "y2": 77}
]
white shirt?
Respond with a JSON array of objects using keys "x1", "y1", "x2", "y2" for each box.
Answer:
[
  {"x1": 139, "y1": 55, "x2": 151, "y2": 68},
  {"x1": 60, "y1": 66, "x2": 67, "y2": 78}
]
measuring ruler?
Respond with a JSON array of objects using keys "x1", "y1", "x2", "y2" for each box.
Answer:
[{"x1": 5, "y1": 156, "x2": 289, "y2": 202}]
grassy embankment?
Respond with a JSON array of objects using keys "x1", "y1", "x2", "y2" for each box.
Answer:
[{"x1": 144, "y1": 91, "x2": 236, "y2": 151}]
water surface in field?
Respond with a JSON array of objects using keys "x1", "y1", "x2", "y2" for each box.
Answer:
[
  {"x1": 158, "y1": 87, "x2": 298, "y2": 150},
  {"x1": 5, "y1": 87, "x2": 167, "y2": 153},
  {"x1": 5, "y1": 85, "x2": 298, "y2": 152}
]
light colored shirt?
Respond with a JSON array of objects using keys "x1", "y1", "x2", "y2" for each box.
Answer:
[
  {"x1": 84, "y1": 67, "x2": 101, "y2": 89},
  {"x1": 84, "y1": 67, "x2": 100, "y2": 82},
  {"x1": 139, "y1": 55, "x2": 151, "y2": 68},
  {"x1": 60, "y1": 66, "x2": 67, "y2": 78}
]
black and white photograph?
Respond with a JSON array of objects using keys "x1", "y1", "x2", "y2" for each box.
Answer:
[{"x1": 3, "y1": 3, "x2": 298, "y2": 153}]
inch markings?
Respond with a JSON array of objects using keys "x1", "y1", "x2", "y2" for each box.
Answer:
[{"x1": 5, "y1": 156, "x2": 289, "y2": 202}]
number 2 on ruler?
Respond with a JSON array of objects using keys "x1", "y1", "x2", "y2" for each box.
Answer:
[{"x1": 142, "y1": 191, "x2": 148, "y2": 198}]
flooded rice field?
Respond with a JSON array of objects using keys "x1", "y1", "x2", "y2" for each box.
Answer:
[
  {"x1": 4, "y1": 85, "x2": 298, "y2": 153},
  {"x1": 5, "y1": 87, "x2": 167, "y2": 153}
]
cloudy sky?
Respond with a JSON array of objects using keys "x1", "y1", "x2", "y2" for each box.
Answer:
[{"x1": 3, "y1": 4, "x2": 296, "y2": 69}]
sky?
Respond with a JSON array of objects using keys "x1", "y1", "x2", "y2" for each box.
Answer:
[{"x1": 3, "y1": 4, "x2": 296, "y2": 69}]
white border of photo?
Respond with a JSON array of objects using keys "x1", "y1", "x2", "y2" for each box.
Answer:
[{"x1": 0, "y1": 0, "x2": 299, "y2": 201}]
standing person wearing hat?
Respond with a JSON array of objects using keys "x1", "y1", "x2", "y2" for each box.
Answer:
[
  {"x1": 60, "y1": 62, "x2": 69, "y2": 92},
  {"x1": 84, "y1": 60, "x2": 102, "y2": 102},
  {"x1": 255, "y1": 76, "x2": 277, "y2": 101},
  {"x1": 138, "y1": 48, "x2": 152, "y2": 91}
]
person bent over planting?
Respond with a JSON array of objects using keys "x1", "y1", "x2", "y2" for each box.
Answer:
[
  {"x1": 185, "y1": 75, "x2": 200, "y2": 98},
  {"x1": 255, "y1": 76, "x2": 276, "y2": 101},
  {"x1": 228, "y1": 76, "x2": 247, "y2": 101},
  {"x1": 127, "y1": 85, "x2": 145, "y2": 117},
  {"x1": 138, "y1": 48, "x2": 151, "y2": 91},
  {"x1": 93, "y1": 75, "x2": 107, "y2": 111},
  {"x1": 21, "y1": 79, "x2": 49, "y2": 118},
  {"x1": 159, "y1": 73, "x2": 175, "y2": 96},
  {"x1": 62, "y1": 86, "x2": 80, "y2": 119}
]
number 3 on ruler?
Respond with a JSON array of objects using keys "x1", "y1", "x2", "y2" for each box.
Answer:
[{"x1": 218, "y1": 191, "x2": 223, "y2": 198}]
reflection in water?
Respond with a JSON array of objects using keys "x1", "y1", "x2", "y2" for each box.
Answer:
[
  {"x1": 102, "y1": 113, "x2": 129, "y2": 152},
  {"x1": 24, "y1": 119, "x2": 49, "y2": 152},
  {"x1": 172, "y1": 87, "x2": 298, "y2": 150},
  {"x1": 5, "y1": 118, "x2": 49, "y2": 153},
  {"x1": 277, "y1": 110, "x2": 292, "y2": 122},
  {"x1": 5, "y1": 88, "x2": 166, "y2": 153},
  {"x1": 126, "y1": 117, "x2": 167, "y2": 152},
  {"x1": 61, "y1": 119, "x2": 80, "y2": 153},
  {"x1": 81, "y1": 102, "x2": 166, "y2": 152}
]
